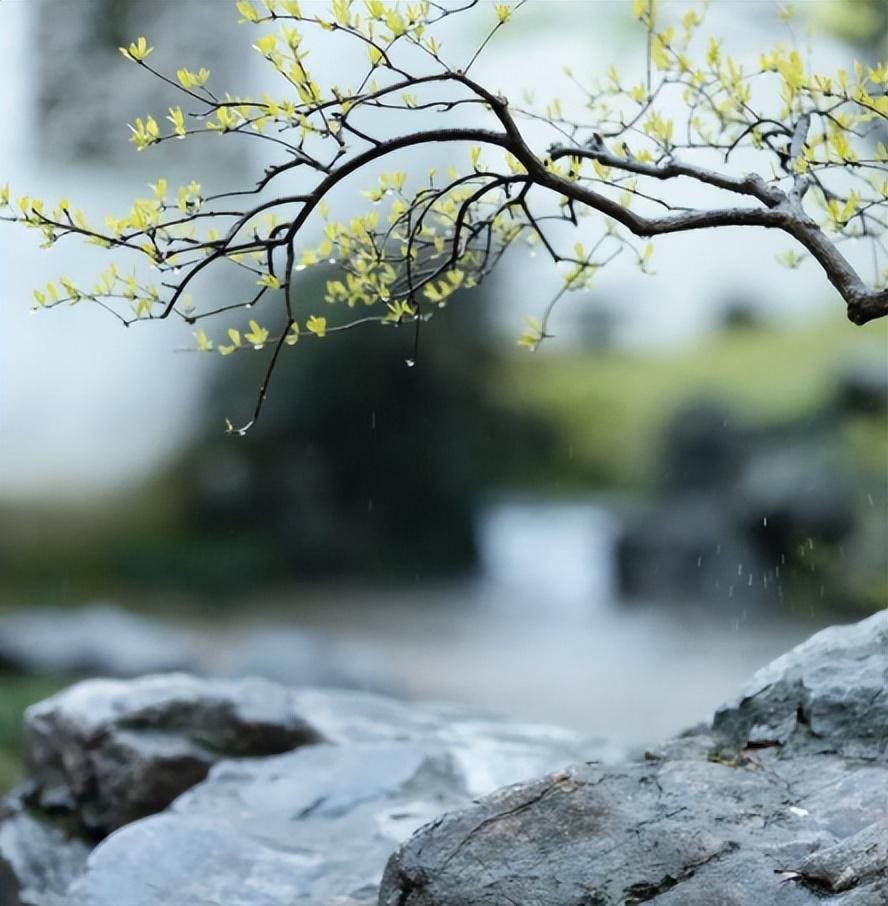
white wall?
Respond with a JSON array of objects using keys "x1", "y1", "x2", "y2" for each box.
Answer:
[
  {"x1": 0, "y1": 2, "x2": 212, "y2": 501},
  {"x1": 0, "y1": 0, "x2": 867, "y2": 501}
]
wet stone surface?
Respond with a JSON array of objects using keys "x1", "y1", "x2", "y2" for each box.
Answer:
[
  {"x1": 0, "y1": 611, "x2": 885, "y2": 905},
  {"x1": 0, "y1": 676, "x2": 595, "y2": 906},
  {"x1": 380, "y1": 610, "x2": 888, "y2": 906}
]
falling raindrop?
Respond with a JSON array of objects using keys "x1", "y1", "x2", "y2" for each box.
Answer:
[
  {"x1": 405, "y1": 358, "x2": 416, "y2": 367},
  {"x1": 762, "y1": 515, "x2": 768, "y2": 527},
  {"x1": 370, "y1": 411, "x2": 376, "y2": 430}
]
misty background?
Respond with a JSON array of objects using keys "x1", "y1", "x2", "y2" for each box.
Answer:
[{"x1": 0, "y1": 0, "x2": 885, "y2": 785}]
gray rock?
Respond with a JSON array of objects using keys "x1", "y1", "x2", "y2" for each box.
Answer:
[
  {"x1": 207, "y1": 627, "x2": 344, "y2": 686},
  {"x1": 657, "y1": 399, "x2": 745, "y2": 492},
  {"x1": 24, "y1": 674, "x2": 321, "y2": 833},
  {"x1": 60, "y1": 692, "x2": 590, "y2": 905},
  {"x1": 8, "y1": 612, "x2": 887, "y2": 906},
  {"x1": 0, "y1": 793, "x2": 89, "y2": 906},
  {"x1": 382, "y1": 754, "x2": 888, "y2": 905},
  {"x1": 734, "y1": 446, "x2": 856, "y2": 549},
  {"x1": 0, "y1": 605, "x2": 393, "y2": 695},
  {"x1": 619, "y1": 387, "x2": 879, "y2": 609},
  {"x1": 795, "y1": 820, "x2": 888, "y2": 894},
  {"x1": 0, "y1": 605, "x2": 196, "y2": 678},
  {"x1": 713, "y1": 609, "x2": 888, "y2": 759},
  {"x1": 284, "y1": 688, "x2": 596, "y2": 795},
  {"x1": 1, "y1": 674, "x2": 592, "y2": 906},
  {"x1": 616, "y1": 494, "x2": 765, "y2": 606},
  {"x1": 380, "y1": 610, "x2": 888, "y2": 905},
  {"x1": 835, "y1": 356, "x2": 888, "y2": 416},
  {"x1": 64, "y1": 743, "x2": 460, "y2": 906},
  {"x1": 205, "y1": 626, "x2": 395, "y2": 692}
]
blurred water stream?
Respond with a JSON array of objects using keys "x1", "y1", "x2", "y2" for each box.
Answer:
[
  {"x1": 241, "y1": 585, "x2": 823, "y2": 754},
  {"x1": 224, "y1": 499, "x2": 827, "y2": 752}
]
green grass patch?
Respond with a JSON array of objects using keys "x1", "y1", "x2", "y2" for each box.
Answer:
[
  {"x1": 495, "y1": 317, "x2": 888, "y2": 488},
  {"x1": 0, "y1": 676, "x2": 71, "y2": 792}
]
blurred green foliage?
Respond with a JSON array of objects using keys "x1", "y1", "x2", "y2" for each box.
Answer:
[
  {"x1": 497, "y1": 317, "x2": 888, "y2": 490},
  {"x1": 0, "y1": 677, "x2": 69, "y2": 792},
  {"x1": 816, "y1": 0, "x2": 888, "y2": 54},
  {"x1": 0, "y1": 313, "x2": 883, "y2": 608},
  {"x1": 162, "y1": 280, "x2": 558, "y2": 589}
]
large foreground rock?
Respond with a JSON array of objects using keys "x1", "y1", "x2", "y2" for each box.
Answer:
[
  {"x1": 67, "y1": 743, "x2": 483, "y2": 905},
  {"x1": 0, "y1": 676, "x2": 594, "y2": 906},
  {"x1": 25, "y1": 674, "x2": 323, "y2": 834},
  {"x1": 380, "y1": 610, "x2": 888, "y2": 905},
  {"x1": 2, "y1": 612, "x2": 886, "y2": 906},
  {"x1": 0, "y1": 793, "x2": 89, "y2": 906}
]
